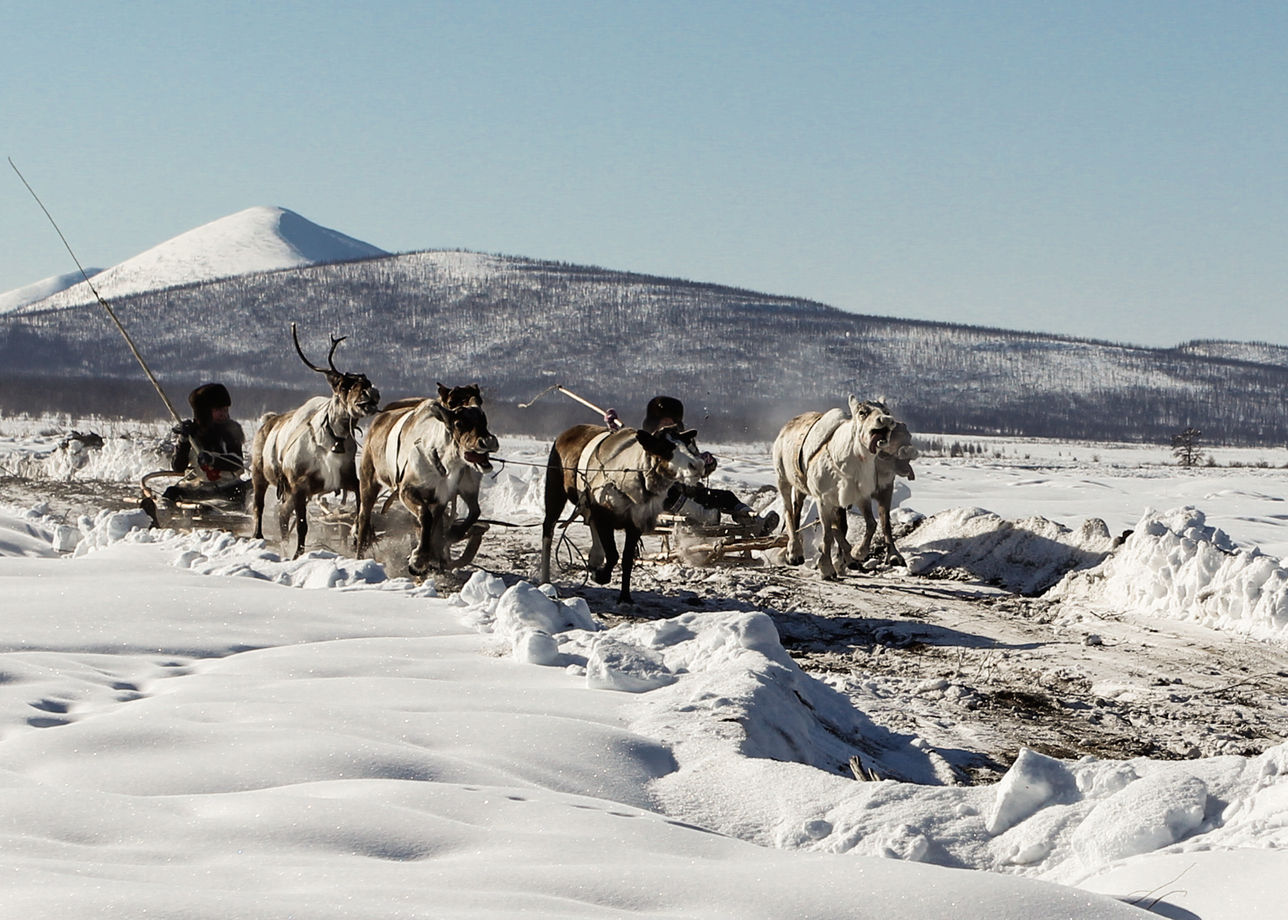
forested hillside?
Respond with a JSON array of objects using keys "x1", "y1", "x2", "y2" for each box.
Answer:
[{"x1": 3, "y1": 250, "x2": 1285, "y2": 444}]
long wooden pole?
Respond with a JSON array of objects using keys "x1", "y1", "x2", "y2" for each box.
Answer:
[
  {"x1": 518, "y1": 383, "x2": 608, "y2": 418},
  {"x1": 8, "y1": 157, "x2": 183, "y2": 423}
]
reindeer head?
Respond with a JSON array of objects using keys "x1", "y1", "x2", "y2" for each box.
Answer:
[
  {"x1": 847, "y1": 395, "x2": 899, "y2": 457},
  {"x1": 436, "y1": 382, "x2": 483, "y2": 410},
  {"x1": 430, "y1": 400, "x2": 499, "y2": 472},
  {"x1": 881, "y1": 420, "x2": 918, "y2": 462},
  {"x1": 635, "y1": 425, "x2": 706, "y2": 485},
  {"x1": 292, "y1": 323, "x2": 381, "y2": 418}
]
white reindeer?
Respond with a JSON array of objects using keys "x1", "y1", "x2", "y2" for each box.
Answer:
[
  {"x1": 250, "y1": 324, "x2": 381, "y2": 558},
  {"x1": 772, "y1": 396, "x2": 905, "y2": 579}
]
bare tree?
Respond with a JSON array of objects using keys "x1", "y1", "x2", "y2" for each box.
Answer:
[{"x1": 1172, "y1": 426, "x2": 1205, "y2": 468}]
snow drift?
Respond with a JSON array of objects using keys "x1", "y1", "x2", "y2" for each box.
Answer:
[
  {"x1": 0, "y1": 506, "x2": 1156, "y2": 920},
  {"x1": 1052, "y1": 506, "x2": 1288, "y2": 642}
]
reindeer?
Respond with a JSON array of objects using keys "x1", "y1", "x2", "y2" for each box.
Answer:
[
  {"x1": 540, "y1": 423, "x2": 707, "y2": 605},
  {"x1": 851, "y1": 420, "x2": 918, "y2": 568},
  {"x1": 354, "y1": 384, "x2": 498, "y2": 575},
  {"x1": 772, "y1": 396, "x2": 906, "y2": 579},
  {"x1": 250, "y1": 324, "x2": 381, "y2": 558}
]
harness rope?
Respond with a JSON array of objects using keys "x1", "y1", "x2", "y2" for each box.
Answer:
[{"x1": 797, "y1": 411, "x2": 848, "y2": 477}]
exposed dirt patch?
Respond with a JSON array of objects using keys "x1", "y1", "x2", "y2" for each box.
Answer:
[{"x1": 466, "y1": 523, "x2": 1288, "y2": 784}]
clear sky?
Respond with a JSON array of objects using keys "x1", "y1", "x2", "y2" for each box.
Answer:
[{"x1": 3, "y1": 1, "x2": 1285, "y2": 348}]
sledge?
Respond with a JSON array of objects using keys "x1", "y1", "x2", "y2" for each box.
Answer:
[
  {"x1": 646, "y1": 512, "x2": 787, "y2": 567},
  {"x1": 139, "y1": 469, "x2": 250, "y2": 525}
]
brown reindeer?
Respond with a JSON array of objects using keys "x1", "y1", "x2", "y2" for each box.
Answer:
[
  {"x1": 250, "y1": 324, "x2": 381, "y2": 558},
  {"x1": 355, "y1": 383, "x2": 498, "y2": 575},
  {"x1": 540, "y1": 423, "x2": 706, "y2": 604}
]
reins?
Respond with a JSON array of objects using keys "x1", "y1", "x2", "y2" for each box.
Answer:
[{"x1": 488, "y1": 453, "x2": 672, "y2": 480}]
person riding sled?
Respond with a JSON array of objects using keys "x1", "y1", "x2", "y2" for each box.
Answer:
[
  {"x1": 163, "y1": 382, "x2": 248, "y2": 503},
  {"x1": 606, "y1": 395, "x2": 778, "y2": 536}
]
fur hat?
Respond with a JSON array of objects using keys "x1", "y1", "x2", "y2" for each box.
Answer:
[
  {"x1": 642, "y1": 395, "x2": 685, "y2": 433},
  {"x1": 188, "y1": 382, "x2": 231, "y2": 424}
]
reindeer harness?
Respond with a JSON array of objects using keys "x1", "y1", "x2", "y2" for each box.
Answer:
[{"x1": 575, "y1": 428, "x2": 671, "y2": 515}]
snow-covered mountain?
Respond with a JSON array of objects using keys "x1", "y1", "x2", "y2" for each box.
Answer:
[
  {"x1": 5, "y1": 248, "x2": 1288, "y2": 445},
  {"x1": 2, "y1": 206, "x2": 386, "y2": 312},
  {"x1": 1176, "y1": 339, "x2": 1288, "y2": 369},
  {"x1": 0, "y1": 268, "x2": 104, "y2": 315},
  {"x1": 2, "y1": 211, "x2": 1286, "y2": 444}
]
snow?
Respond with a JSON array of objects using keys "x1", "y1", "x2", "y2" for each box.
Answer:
[
  {"x1": 3, "y1": 422, "x2": 1288, "y2": 917},
  {"x1": 986, "y1": 748, "x2": 1079, "y2": 836},
  {"x1": 1053, "y1": 506, "x2": 1288, "y2": 642},
  {"x1": 0, "y1": 268, "x2": 103, "y2": 315},
  {"x1": 3, "y1": 206, "x2": 387, "y2": 312}
]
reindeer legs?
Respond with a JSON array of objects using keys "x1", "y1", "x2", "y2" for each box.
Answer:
[
  {"x1": 780, "y1": 480, "x2": 808, "y2": 566},
  {"x1": 618, "y1": 522, "x2": 642, "y2": 605},
  {"x1": 406, "y1": 499, "x2": 435, "y2": 576},
  {"x1": 290, "y1": 487, "x2": 310, "y2": 558},
  {"x1": 252, "y1": 472, "x2": 269, "y2": 540},
  {"x1": 816, "y1": 498, "x2": 841, "y2": 580},
  {"x1": 834, "y1": 505, "x2": 866, "y2": 570},
  {"x1": 588, "y1": 508, "x2": 618, "y2": 586}
]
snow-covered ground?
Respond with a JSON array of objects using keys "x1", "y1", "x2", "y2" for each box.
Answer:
[{"x1": 2, "y1": 415, "x2": 1287, "y2": 918}]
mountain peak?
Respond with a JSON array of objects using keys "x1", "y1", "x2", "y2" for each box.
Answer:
[{"x1": 3, "y1": 206, "x2": 388, "y2": 313}]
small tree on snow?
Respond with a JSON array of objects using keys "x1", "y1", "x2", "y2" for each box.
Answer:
[{"x1": 1172, "y1": 426, "x2": 1205, "y2": 468}]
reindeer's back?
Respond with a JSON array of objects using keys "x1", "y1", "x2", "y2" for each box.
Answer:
[
  {"x1": 361, "y1": 401, "x2": 422, "y2": 484},
  {"x1": 251, "y1": 410, "x2": 289, "y2": 475},
  {"x1": 552, "y1": 424, "x2": 611, "y2": 497},
  {"x1": 773, "y1": 411, "x2": 823, "y2": 480}
]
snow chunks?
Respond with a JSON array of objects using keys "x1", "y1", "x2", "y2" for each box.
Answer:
[
  {"x1": 986, "y1": 748, "x2": 1077, "y2": 836},
  {"x1": 452, "y1": 571, "x2": 597, "y2": 666},
  {"x1": 1054, "y1": 506, "x2": 1288, "y2": 642},
  {"x1": 1071, "y1": 772, "x2": 1208, "y2": 865}
]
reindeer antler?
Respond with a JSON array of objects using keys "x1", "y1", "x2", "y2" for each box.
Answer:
[
  {"x1": 325, "y1": 333, "x2": 347, "y2": 374},
  {"x1": 291, "y1": 323, "x2": 347, "y2": 376}
]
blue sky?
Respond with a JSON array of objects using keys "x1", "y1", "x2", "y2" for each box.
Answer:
[{"x1": 3, "y1": 0, "x2": 1285, "y2": 348}]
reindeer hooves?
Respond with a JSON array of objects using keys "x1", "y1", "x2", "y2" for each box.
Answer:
[
  {"x1": 786, "y1": 553, "x2": 805, "y2": 566},
  {"x1": 591, "y1": 567, "x2": 613, "y2": 586}
]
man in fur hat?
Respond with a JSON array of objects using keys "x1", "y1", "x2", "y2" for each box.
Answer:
[
  {"x1": 164, "y1": 382, "x2": 247, "y2": 502},
  {"x1": 607, "y1": 395, "x2": 777, "y2": 535}
]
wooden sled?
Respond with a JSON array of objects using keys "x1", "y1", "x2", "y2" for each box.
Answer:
[
  {"x1": 646, "y1": 512, "x2": 787, "y2": 567},
  {"x1": 139, "y1": 469, "x2": 250, "y2": 526}
]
